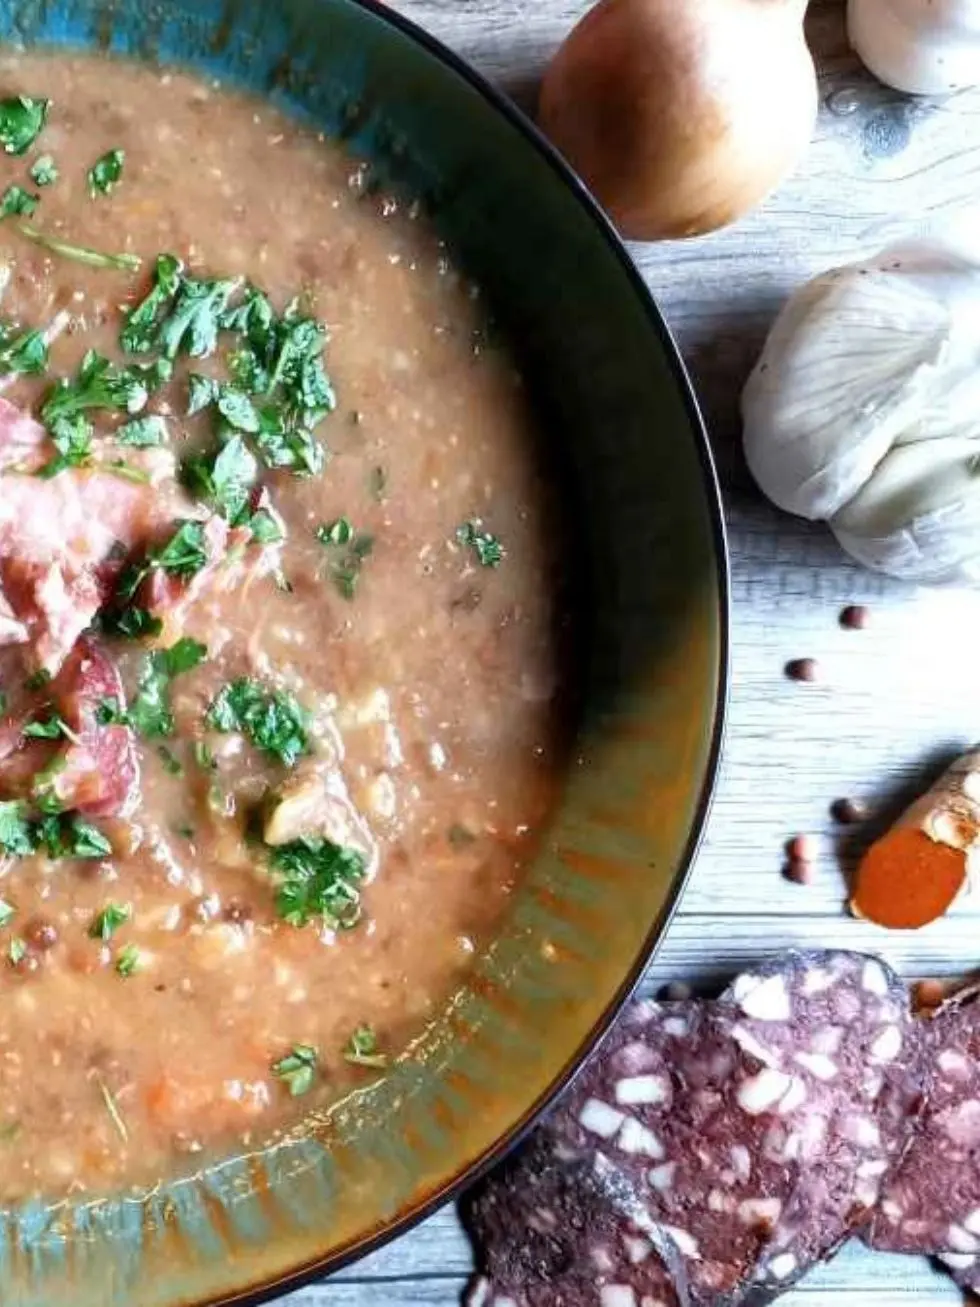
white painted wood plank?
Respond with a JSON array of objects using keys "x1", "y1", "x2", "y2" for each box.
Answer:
[{"x1": 272, "y1": 0, "x2": 980, "y2": 1303}]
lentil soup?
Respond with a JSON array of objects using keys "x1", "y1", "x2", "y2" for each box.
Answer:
[{"x1": 0, "y1": 52, "x2": 568, "y2": 1198}]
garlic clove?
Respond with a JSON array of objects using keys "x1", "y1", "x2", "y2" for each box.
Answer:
[
  {"x1": 831, "y1": 434, "x2": 980, "y2": 582},
  {"x1": 848, "y1": 0, "x2": 980, "y2": 97},
  {"x1": 742, "y1": 267, "x2": 951, "y2": 520}
]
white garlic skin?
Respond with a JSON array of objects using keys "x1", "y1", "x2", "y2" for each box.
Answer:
[
  {"x1": 742, "y1": 233, "x2": 980, "y2": 583},
  {"x1": 848, "y1": 0, "x2": 980, "y2": 95}
]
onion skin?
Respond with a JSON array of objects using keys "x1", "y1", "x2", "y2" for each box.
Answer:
[{"x1": 538, "y1": 0, "x2": 819, "y2": 241}]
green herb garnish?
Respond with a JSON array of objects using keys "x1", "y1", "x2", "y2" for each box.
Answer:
[
  {"x1": 158, "y1": 273, "x2": 242, "y2": 360},
  {"x1": 0, "y1": 185, "x2": 38, "y2": 218},
  {"x1": 89, "y1": 902, "x2": 130, "y2": 941},
  {"x1": 181, "y1": 435, "x2": 257, "y2": 524},
  {"x1": 7, "y1": 938, "x2": 25, "y2": 965},
  {"x1": 117, "y1": 414, "x2": 167, "y2": 447},
  {"x1": 36, "y1": 414, "x2": 92, "y2": 479},
  {"x1": 270, "y1": 837, "x2": 366, "y2": 929},
  {"x1": 456, "y1": 520, "x2": 503, "y2": 568},
  {"x1": 42, "y1": 349, "x2": 148, "y2": 427},
  {"x1": 344, "y1": 1025, "x2": 388, "y2": 1069},
  {"x1": 0, "y1": 97, "x2": 49, "y2": 156},
  {"x1": 0, "y1": 801, "x2": 33, "y2": 857},
  {"x1": 248, "y1": 509, "x2": 282, "y2": 545},
  {"x1": 127, "y1": 638, "x2": 207, "y2": 738},
  {"x1": 157, "y1": 745, "x2": 183, "y2": 777},
  {"x1": 271, "y1": 1044, "x2": 318, "y2": 1096},
  {"x1": 115, "y1": 943, "x2": 140, "y2": 977},
  {"x1": 68, "y1": 821, "x2": 112, "y2": 859},
  {"x1": 0, "y1": 327, "x2": 47, "y2": 377},
  {"x1": 24, "y1": 669, "x2": 51, "y2": 692},
  {"x1": 17, "y1": 222, "x2": 141, "y2": 272},
  {"x1": 114, "y1": 520, "x2": 210, "y2": 605},
  {"x1": 30, "y1": 154, "x2": 57, "y2": 187},
  {"x1": 22, "y1": 711, "x2": 79, "y2": 744},
  {"x1": 88, "y1": 148, "x2": 124, "y2": 197},
  {"x1": 98, "y1": 606, "x2": 163, "y2": 641},
  {"x1": 316, "y1": 519, "x2": 373, "y2": 599},
  {"x1": 0, "y1": 900, "x2": 14, "y2": 928},
  {"x1": 207, "y1": 678, "x2": 309, "y2": 767},
  {"x1": 121, "y1": 253, "x2": 183, "y2": 354}
]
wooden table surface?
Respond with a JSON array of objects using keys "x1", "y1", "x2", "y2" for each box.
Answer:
[{"x1": 282, "y1": 1, "x2": 980, "y2": 1302}]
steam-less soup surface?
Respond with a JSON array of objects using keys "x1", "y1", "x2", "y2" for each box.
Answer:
[{"x1": 0, "y1": 52, "x2": 565, "y2": 1198}]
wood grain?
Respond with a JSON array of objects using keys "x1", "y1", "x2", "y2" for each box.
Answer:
[{"x1": 280, "y1": 0, "x2": 980, "y2": 1301}]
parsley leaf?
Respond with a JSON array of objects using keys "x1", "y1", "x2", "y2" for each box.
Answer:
[
  {"x1": 270, "y1": 837, "x2": 366, "y2": 929},
  {"x1": 89, "y1": 902, "x2": 130, "y2": 940},
  {"x1": 0, "y1": 801, "x2": 34, "y2": 856},
  {"x1": 216, "y1": 384, "x2": 260, "y2": 433},
  {"x1": 248, "y1": 510, "x2": 283, "y2": 545},
  {"x1": 181, "y1": 435, "x2": 256, "y2": 524},
  {"x1": 0, "y1": 899, "x2": 14, "y2": 928},
  {"x1": 117, "y1": 414, "x2": 167, "y2": 447},
  {"x1": 23, "y1": 712, "x2": 79, "y2": 744},
  {"x1": 456, "y1": 520, "x2": 503, "y2": 568},
  {"x1": 187, "y1": 372, "x2": 219, "y2": 416},
  {"x1": 35, "y1": 414, "x2": 93, "y2": 479},
  {"x1": 17, "y1": 222, "x2": 141, "y2": 272},
  {"x1": 153, "y1": 520, "x2": 208, "y2": 578},
  {"x1": 207, "y1": 679, "x2": 309, "y2": 767},
  {"x1": 42, "y1": 350, "x2": 148, "y2": 427},
  {"x1": 120, "y1": 254, "x2": 183, "y2": 355},
  {"x1": 128, "y1": 638, "x2": 207, "y2": 738},
  {"x1": 7, "y1": 938, "x2": 25, "y2": 965},
  {"x1": 98, "y1": 606, "x2": 163, "y2": 641},
  {"x1": 30, "y1": 154, "x2": 57, "y2": 187},
  {"x1": 0, "y1": 185, "x2": 38, "y2": 218},
  {"x1": 115, "y1": 943, "x2": 140, "y2": 976},
  {"x1": 0, "y1": 97, "x2": 49, "y2": 156},
  {"x1": 88, "y1": 148, "x2": 125, "y2": 197},
  {"x1": 271, "y1": 1044, "x2": 318, "y2": 1097},
  {"x1": 157, "y1": 274, "x2": 241, "y2": 360},
  {"x1": 344, "y1": 1025, "x2": 387, "y2": 1069},
  {"x1": 316, "y1": 519, "x2": 373, "y2": 599},
  {"x1": 0, "y1": 327, "x2": 47, "y2": 377},
  {"x1": 68, "y1": 821, "x2": 112, "y2": 859}
]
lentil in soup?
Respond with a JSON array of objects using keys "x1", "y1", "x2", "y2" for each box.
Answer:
[{"x1": 0, "y1": 51, "x2": 567, "y2": 1198}]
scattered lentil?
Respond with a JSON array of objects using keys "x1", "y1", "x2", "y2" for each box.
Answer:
[
  {"x1": 660, "y1": 980, "x2": 692, "y2": 1001},
  {"x1": 786, "y1": 833, "x2": 817, "y2": 863},
  {"x1": 831, "y1": 796, "x2": 868, "y2": 826},
  {"x1": 840, "y1": 604, "x2": 870, "y2": 630},
  {"x1": 786, "y1": 657, "x2": 818, "y2": 683},
  {"x1": 784, "y1": 859, "x2": 814, "y2": 886},
  {"x1": 913, "y1": 978, "x2": 947, "y2": 1011}
]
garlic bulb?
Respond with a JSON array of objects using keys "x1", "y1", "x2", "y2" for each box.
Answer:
[
  {"x1": 742, "y1": 233, "x2": 980, "y2": 583},
  {"x1": 848, "y1": 0, "x2": 980, "y2": 96}
]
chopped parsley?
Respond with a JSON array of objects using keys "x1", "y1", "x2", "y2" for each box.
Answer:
[
  {"x1": 193, "y1": 741, "x2": 215, "y2": 771},
  {"x1": 120, "y1": 253, "x2": 183, "y2": 354},
  {"x1": 456, "y1": 520, "x2": 503, "y2": 568},
  {"x1": 316, "y1": 519, "x2": 374, "y2": 599},
  {"x1": 89, "y1": 902, "x2": 131, "y2": 941},
  {"x1": 158, "y1": 273, "x2": 242, "y2": 361},
  {"x1": 24, "y1": 669, "x2": 51, "y2": 692},
  {"x1": 181, "y1": 435, "x2": 257, "y2": 524},
  {"x1": 248, "y1": 509, "x2": 283, "y2": 545},
  {"x1": 126, "y1": 638, "x2": 207, "y2": 738},
  {"x1": 30, "y1": 154, "x2": 57, "y2": 187},
  {"x1": 17, "y1": 222, "x2": 141, "y2": 272},
  {"x1": 0, "y1": 801, "x2": 33, "y2": 856},
  {"x1": 0, "y1": 97, "x2": 49, "y2": 156},
  {"x1": 22, "y1": 711, "x2": 79, "y2": 744},
  {"x1": 207, "y1": 679, "x2": 309, "y2": 767},
  {"x1": 42, "y1": 349, "x2": 148, "y2": 427},
  {"x1": 115, "y1": 943, "x2": 140, "y2": 977},
  {"x1": 117, "y1": 414, "x2": 167, "y2": 447},
  {"x1": 0, "y1": 804, "x2": 111, "y2": 861},
  {"x1": 271, "y1": 1044, "x2": 318, "y2": 1097},
  {"x1": 98, "y1": 606, "x2": 162, "y2": 641},
  {"x1": 344, "y1": 1025, "x2": 388, "y2": 1070},
  {"x1": 88, "y1": 148, "x2": 125, "y2": 197},
  {"x1": 7, "y1": 938, "x2": 25, "y2": 966},
  {"x1": 0, "y1": 185, "x2": 38, "y2": 218},
  {"x1": 36, "y1": 414, "x2": 92, "y2": 479},
  {"x1": 270, "y1": 837, "x2": 366, "y2": 929},
  {"x1": 0, "y1": 327, "x2": 47, "y2": 377},
  {"x1": 0, "y1": 900, "x2": 13, "y2": 929},
  {"x1": 114, "y1": 520, "x2": 210, "y2": 606},
  {"x1": 157, "y1": 745, "x2": 183, "y2": 777}
]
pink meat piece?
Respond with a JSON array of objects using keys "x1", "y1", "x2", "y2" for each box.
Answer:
[
  {"x1": 0, "y1": 445, "x2": 190, "y2": 675},
  {"x1": 0, "y1": 640, "x2": 138, "y2": 818},
  {"x1": 51, "y1": 638, "x2": 139, "y2": 817},
  {"x1": 0, "y1": 396, "x2": 47, "y2": 473}
]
